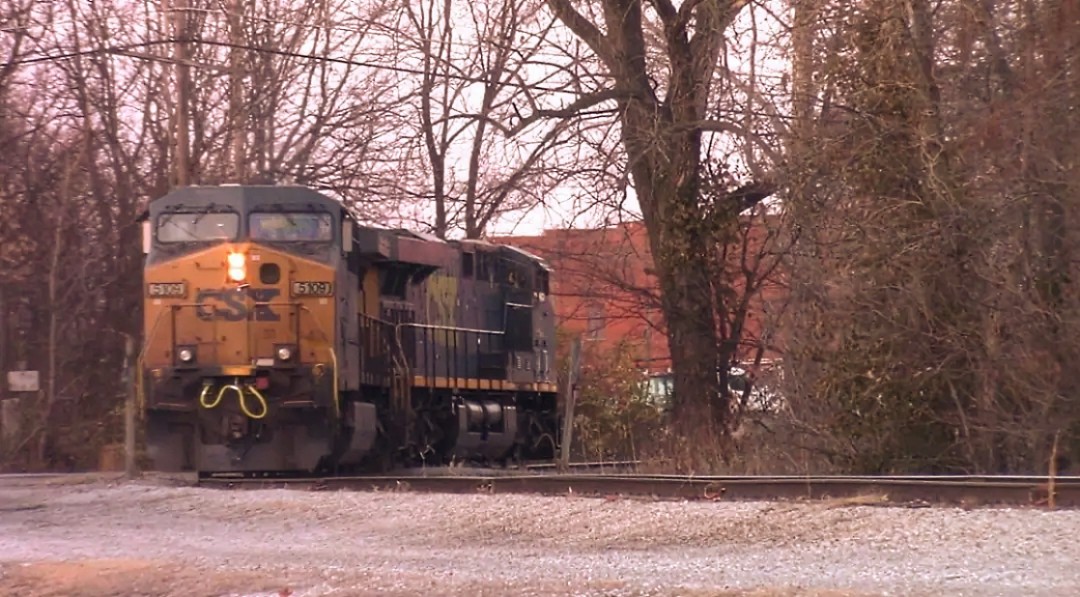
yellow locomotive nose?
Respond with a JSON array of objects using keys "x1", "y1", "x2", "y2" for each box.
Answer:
[{"x1": 143, "y1": 239, "x2": 335, "y2": 373}]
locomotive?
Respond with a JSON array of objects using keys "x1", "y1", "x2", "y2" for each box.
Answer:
[{"x1": 137, "y1": 185, "x2": 560, "y2": 474}]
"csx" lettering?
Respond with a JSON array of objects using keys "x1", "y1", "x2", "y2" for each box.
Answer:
[{"x1": 195, "y1": 288, "x2": 281, "y2": 322}]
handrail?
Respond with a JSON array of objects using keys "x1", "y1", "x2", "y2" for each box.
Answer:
[
  {"x1": 362, "y1": 311, "x2": 522, "y2": 384},
  {"x1": 135, "y1": 307, "x2": 172, "y2": 413},
  {"x1": 399, "y1": 321, "x2": 505, "y2": 336},
  {"x1": 298, "y1": 305, "x2": 339, "y2": 421},
  {"x1": 198, "y1": 381, "x2": 268, "y2": 420},
  {"x1": 139, "y1": 301, "x2": 329, "y2": 418},
  {"x1": 359, "y1": 312, "x2": 504, "y2": 336}
]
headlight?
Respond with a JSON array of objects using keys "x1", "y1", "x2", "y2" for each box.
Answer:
[
  {"x1": 276, "y1": 346, "x2": 292, "y2": 361},
  {"x1": 227, "y1": 251, "x2": 246, "y2": 282},
  {"x1": 178, "y1": 348, "x2": 195, "y2": 363}
]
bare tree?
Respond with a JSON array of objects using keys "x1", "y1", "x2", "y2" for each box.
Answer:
[
  {"x1": 381, "y1": 0, "x2": 607, "y2": 238},
  {"x1": 527, "y1": 0, "x2": 780, "y2": 442},
  {"x1": 0, "y1": 0, "x2": 33, "y2": 102},
  {"x1": 152, "y1": 0, "x2": 401, "y2": 190},
  {"x1": 0, "y1": 0, "x2": 408, "y2": 469}
]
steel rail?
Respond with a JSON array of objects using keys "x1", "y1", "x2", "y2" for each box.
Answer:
[{"x1": 196, "y1": 472, "x2": 1080, "y2": 508}]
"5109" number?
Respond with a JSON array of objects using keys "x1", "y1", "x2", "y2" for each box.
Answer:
[
  {"x1": 147, "y1": 282, "x2": 187, "y2": 297},
  {"x1": 292, "y1": 281, "x2": 333, "y2": 297}
]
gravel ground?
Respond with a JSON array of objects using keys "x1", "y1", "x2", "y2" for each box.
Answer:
[{"x1": 1, "y1": 474, "x2": 1078, "y2": 597}]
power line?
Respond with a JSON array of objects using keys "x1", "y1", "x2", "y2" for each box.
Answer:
[
  {"x1": 9, "y1": 37, "x2": 604, "y2": 95},
  {"x1": 3, "y1": 12, "x2": 579, "y2": 64},
  {"x1": 160, "y1": 6, "x2": 582, "y2": 58},
  {"x1": 9, "y1": 35, "x2": 783, "y2": 117},
  {"x1": 163, "y1": 6, "x2": 393, "y2": 38}
]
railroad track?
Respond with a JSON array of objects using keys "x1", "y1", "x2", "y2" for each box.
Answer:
[{"x1": 196, "y1": 470, "x2": 1080, "y2": 508}]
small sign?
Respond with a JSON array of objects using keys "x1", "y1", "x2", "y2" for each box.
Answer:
[{"x1": 6, "y1": 370, "x2": 40, "y2": 393}]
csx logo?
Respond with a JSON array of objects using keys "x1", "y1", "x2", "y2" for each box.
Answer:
[{"x1": 196, "y1": 287, "x2": 281, "y2": 322}]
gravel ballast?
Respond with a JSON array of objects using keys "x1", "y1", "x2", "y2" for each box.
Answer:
[{"x1": 1, "y1": 475, "x2": 1078, "y2": 596}]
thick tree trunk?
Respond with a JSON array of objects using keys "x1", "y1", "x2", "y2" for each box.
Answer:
[
  {"x1": 544, "y1": 0, "x2": 757, "y2": 443},
  {"x1": 656, "y1": 247, "x2": 724, "y2": 433},
  {"x1": 621, "y1": 106, "x2": 726, "y2": 437}
]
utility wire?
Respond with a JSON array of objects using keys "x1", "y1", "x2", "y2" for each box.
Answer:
[{"x1": 9, "y1": 37, "x2": 605, "y2": 95}]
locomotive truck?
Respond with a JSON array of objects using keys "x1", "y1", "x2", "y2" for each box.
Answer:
[{"x1": 137, "y1": 185, "x2": 560, "y2": 475}]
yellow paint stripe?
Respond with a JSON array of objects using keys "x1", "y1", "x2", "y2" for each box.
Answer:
[{"x1": 404, "y1": 376, "x2": 557, "y2": 393}]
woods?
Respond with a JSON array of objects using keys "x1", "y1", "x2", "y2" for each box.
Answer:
[
  {"x1": 783, "y1": 0, "x2": 1080, "y2": 473},
  {"x1": 2, "y1": 0, "x2": 1079, "y2": 475}
]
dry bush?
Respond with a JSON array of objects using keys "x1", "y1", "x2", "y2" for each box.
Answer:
[
  {"x1": 782, "y1": 0, "x2": 1080, "y2": 474},
  {"x1": 557, "y1": 332, "x2": 666, "y2": 463}
]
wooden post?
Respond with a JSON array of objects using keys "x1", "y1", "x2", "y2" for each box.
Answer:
[
  {"x1": 123, "y1": 334, "x2": 137, "y2": 478},
  {"x1": 2, "y1": 281, "x2": 18, "y2": 452},
  {"x1": 558, "y1": 336, "x2": 582, "y2": 470},
  {"x1": 1049, "y1": 430, "x2": 1060, "y2": 510}
]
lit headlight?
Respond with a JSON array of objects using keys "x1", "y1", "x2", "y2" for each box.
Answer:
[
  {"x1": 276, "y1": 346, "x2": 292, "y2": 361},
  {"x1": 178, "y1": 348, "x2": 195, "y2": 363},
  {"x1": 227, "y1": 251, "x2": 246, "y2": 282}
]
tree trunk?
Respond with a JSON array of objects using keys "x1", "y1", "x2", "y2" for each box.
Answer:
[
  {"x1": 228, "y1": 0, "x2": 246, "y2": 182},
  {"x1": 656, "y1": 249, "x2": 724, "y2": 433},
  {"x1": 172, "y1": 0, "x2": 191, "y2": 187},
  {"x1": 39, "y1": 204, "x2": 64, "y2": 468},
  {"x1": 620, "y1": 107, "x2": 725, "y2": 437},
  {"x1": 542, "y1": 0, "x2": 760, "y2": 443}
]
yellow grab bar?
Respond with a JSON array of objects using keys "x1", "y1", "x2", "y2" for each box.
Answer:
[
  {"x1": 199, "y1": 384, "x2": 220, "y2": 409},
  {"x1": 198, "y1": 382, "x2": 268, "y2": 420},
  {"x1": 242, "y1": 385, "x2": 269, "y2": 420}
]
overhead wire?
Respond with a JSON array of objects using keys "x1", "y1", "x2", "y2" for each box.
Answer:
[{"x1": 9, "y1": 37, "x2": 603, "y2": 96}]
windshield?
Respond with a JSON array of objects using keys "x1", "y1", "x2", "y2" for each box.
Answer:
[
  {"x1": 157, "y1": 211, "x2": 239, "y2": 243},
  {"x1": 250, "y1": 212, "x2": 333, "y2": 242}
]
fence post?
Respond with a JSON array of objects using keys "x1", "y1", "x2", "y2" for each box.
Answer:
[{"x1": 558, "y1": 336, "x2": 582, "y2": 470}]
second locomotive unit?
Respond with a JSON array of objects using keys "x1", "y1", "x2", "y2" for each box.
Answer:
[{"x1": 138, "y1": 185, "x2": 560, "y2": 474}]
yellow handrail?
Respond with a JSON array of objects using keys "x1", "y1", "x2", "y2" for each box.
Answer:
[
  {"x1": 198, "y1": 384, "x2": 219, "y2": 408},
  {"x1": 198, "y1": 382, "x2": 267, "y2": 420},
  {"x1": 242, "y1": 385, "x2": 269, "y2": 420},
  {"x1": 299, "y1": 306, "x2": 339, "y2": 421},
  {"x1": 139, "y1": 302, "x2": 330, "y2": 422}
]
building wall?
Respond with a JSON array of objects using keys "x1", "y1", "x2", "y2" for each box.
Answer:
[{"x1": 493, "y1": 213, "x2": 786, "y2": 375}]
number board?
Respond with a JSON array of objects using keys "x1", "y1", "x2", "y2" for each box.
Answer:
[
  {"x1": 147, "y1": 282, "x2": 188, "y2": 298},
  {"x1": 292, "y1": 281, "x2": 333, "y2": 297}
]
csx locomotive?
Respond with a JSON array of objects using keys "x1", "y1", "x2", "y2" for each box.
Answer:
[{"x1": 138, "y1": 185, "x2": 559, "y2": 474}]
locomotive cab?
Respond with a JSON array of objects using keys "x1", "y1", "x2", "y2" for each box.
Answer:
[{"x1": 139, "y1": 185, "x2": 358, "y2": 474}]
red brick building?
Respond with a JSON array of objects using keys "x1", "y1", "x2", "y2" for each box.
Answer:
[{"x1": 493, "y1": 213, "x2": 787, "y2": 376}]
